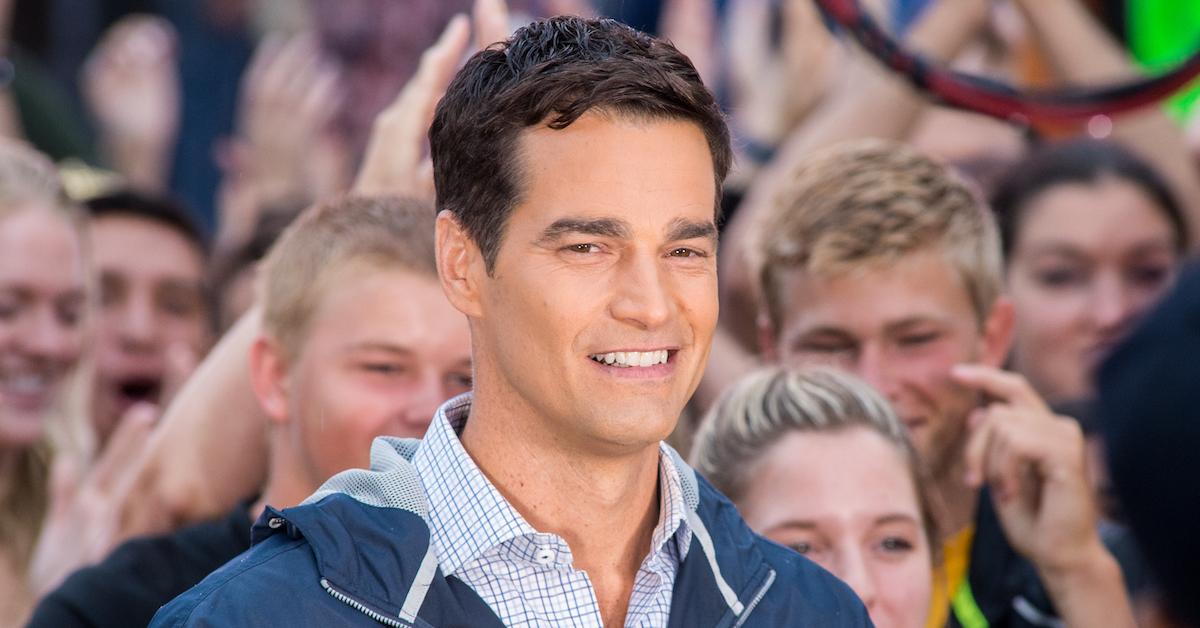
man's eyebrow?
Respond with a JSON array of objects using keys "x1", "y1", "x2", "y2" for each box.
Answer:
[
  {"x1": 666, "y1": 218, "x2": 718, "y2": 243},
  {"x1": 536, "y1": 217, "x2": 631, "y2": 243}
]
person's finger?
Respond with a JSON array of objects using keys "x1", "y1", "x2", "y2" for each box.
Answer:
[
  {"x1": 962, "y1": 407, "x2": 995, "y2": 488},
  {"x1": 951, "y1": 363, "x2": 1049, "y2": 412},
  {"x1": 90, "y1": 403, "x2": 157, "y2": 492},
  {"x1": 297, "y1": 61, "x2": 342, "y2": 125},
  {"x1": 45, "y1": 455, "x2": 82, "y2": 519},
  {"x1": 242, "y1": 32, "x2": 287, "y2": 104},
  {"x1": 473, "y1": 0, "x2": 510, "y2": 51}
]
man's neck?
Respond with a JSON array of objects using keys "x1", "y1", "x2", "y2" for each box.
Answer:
[
  {"x1": 927, "y1": 453, "x2": 980, "y2": 543},
  {"x1": 252, "y1": 436, "x2": 319, "y2": 524},
  {"x1": 461, "y1": 393, "x2": 664, "y2": 627}
]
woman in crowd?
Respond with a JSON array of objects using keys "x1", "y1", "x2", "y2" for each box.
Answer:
[
  {"x1": 992, "y1": 138, "x2": 1190, "y2": 405},
  {"x1": 0, "y1": 139, "x2": 91, "y2": 623},
  {"x1": 691, "y1": 367, "x2": 937, "y2": 628}
]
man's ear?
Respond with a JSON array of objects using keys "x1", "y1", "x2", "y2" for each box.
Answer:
[
  {"x1": 249, "y1": 336, "x2": 291, "y2": 425},
  {"x1": 436, "y1": 210, "x2": 485, "y2": 319},
  {"x1": 979, "y1": 295, "x2": 1015, "y2": 368}
]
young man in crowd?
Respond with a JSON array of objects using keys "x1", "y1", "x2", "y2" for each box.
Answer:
[
  {"x1": 154, "y1": 16, "x2": 868, "y2": 627},
  {"x1": 84, "y1": 190, "x2": 212, "y2": 447},
  {"x1": 751, "y1": 138, "x2": 1136, "y2": 627},
  {"x1": 28, "y1": 195, "x2": 472, "y2": 628}
]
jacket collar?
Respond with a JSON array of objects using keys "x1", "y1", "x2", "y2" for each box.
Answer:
[{"x1": 254, "y1": 405, "x2": 774, "y2": 626}]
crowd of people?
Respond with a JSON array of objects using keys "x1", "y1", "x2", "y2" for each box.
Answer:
[{"x1": 0, "y1": 0, "x2": 1198, "y2": 626}]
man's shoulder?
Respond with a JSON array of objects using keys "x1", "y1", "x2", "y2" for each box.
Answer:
[{"x1": 687, "y1": 472, "x2": 871, "y2": 626}]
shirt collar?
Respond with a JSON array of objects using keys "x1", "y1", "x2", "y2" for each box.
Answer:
[{"x1": 412, "y1": 394, "x2": 692, "y2": 576}]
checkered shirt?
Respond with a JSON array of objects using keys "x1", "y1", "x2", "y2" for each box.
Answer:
[{"x1": 411, "y1": 394, "x2": 692, "y2": 627}]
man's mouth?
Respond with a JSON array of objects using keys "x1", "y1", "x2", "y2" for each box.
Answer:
[
  {"x1": 588, "y1": 349, "x2": 671, "y2": 368},
  {"x1": 115, "y1": 376, "x2": 163, "y2": 406}
]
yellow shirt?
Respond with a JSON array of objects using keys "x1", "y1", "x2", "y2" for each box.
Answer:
[{"x1": 927, "y1": 526, "x2": 975, "y2": 628}]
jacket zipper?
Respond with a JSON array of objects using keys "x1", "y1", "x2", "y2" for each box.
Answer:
[
  {"x1": 732, "y1": 568, "x2": 776, "y2": 628},
  {"x1": 321, "y1": 577, "x2": 408, "y2": 627}
]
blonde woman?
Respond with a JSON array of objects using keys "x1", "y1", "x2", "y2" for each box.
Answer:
[
  {"x1": 692, "y1": 367, "x2": 937, "y2": 628},
  {"x1": 0, "y1": 140, "x2": 92, "y2": 624}
]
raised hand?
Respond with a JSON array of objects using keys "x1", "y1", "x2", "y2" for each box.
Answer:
[
  {"x1": 27, "y1": 404, "x2": 158, "y2": 596},
  {"x1": 724, "y1": 0, "x2": 837, "y2": 151},
  {"x1": 954, "y1": 364, "x2": 1136, "y2": 628},
  {"x1": 352, "y1": 15, "x2": 470, "y2": 199},
  {"x1": 82, "y1": 15, "x2": 181, "y2": 191}
]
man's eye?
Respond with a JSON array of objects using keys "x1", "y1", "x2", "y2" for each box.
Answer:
[
  {"x1": 668, "y1": 247, "x2": 706, "y2": 258},
  {"x1": 564, "y1": 243, "x2": 601, "y2": 254},
  {"x1": 898, "y1": 333, "x2": 938, "y2": 347},
  {"x1": 362, "y1": 363, "x2": 403, "y2": 375}
]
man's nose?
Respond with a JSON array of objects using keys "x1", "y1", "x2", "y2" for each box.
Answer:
[{"x1": 608, "y1": 253, "x2": 672, "y2": 330}]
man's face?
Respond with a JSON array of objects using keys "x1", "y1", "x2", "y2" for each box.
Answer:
[
  {"x1": 770, "y1": 250, "x2": 1009, "y2": 477},
  {"x1": 91, "y1": 215, "x2": 210, "y2": 443},
  {"x1": 469, "y1": 113, "x2": 719, "y2": 455},
  {"x1": 284, "y1": 266, "x2": 471, "y2": 484}
]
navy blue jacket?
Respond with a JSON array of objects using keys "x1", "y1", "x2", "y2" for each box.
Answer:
[{"x1": 151, "y1": 437, "x2": 870, "y2": 627}]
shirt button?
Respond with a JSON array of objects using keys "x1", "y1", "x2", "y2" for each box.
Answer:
[{"x1": 534, "y1": 547, "x2": 556, "y2": 566}]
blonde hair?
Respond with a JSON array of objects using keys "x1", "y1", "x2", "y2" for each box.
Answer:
[
  {"x1": 0, "y1": 139, "x2": 93, "y2": 573},
  {"x1": 752, "y1": 139, "x2": 1002, "y2": 332},
  {"x1": 692, "y1": 367, "x2": 917, "y2": 499},
  {"x1": 259, "y1": 195, "x2": 438, "y2": 360}
]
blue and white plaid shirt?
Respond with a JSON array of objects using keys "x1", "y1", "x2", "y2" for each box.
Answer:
[{"x1": 411, "y1": 394, "x2": 692, "y2": 627}]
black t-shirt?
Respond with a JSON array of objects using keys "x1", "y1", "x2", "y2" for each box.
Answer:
[{"x1": 28, "y1": 501, "x2": 254, "y2": 628}]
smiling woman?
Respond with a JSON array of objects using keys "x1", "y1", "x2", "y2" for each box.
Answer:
[
  {"x1": 0, "y1": 139, "x2": 91, "y2": 622},
  {"x1": 692, "y1": 367, "x2": 936, "y2": 628}
]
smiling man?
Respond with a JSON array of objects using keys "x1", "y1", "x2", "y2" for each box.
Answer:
[{"x1": 153, "y1": 15, "x2": 867, "y2": 628}]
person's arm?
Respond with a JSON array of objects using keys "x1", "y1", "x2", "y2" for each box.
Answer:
[
  {"x1": 955, "y1": 365, "x2": 1137, "y2": 628},
  {"x1": 718, "y1": 0, "x2": 991, "y2": 355},
  {"x1": 1014, "y1": 0, "x2": 1200, "y2": 247},
  {"x1": 116, "y1": 309, "x2": 267, "y2": 538}
]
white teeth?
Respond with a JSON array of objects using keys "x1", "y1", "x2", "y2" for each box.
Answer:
[{"x1": 589, "y1": 350, "x2": 670, "y2": 368}]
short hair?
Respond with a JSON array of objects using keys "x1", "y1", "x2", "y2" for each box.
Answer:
[
  {"x1": 753, "y1": 139, "x2": 1002, "y2": 331},
  {"x1": 84, "y1": 189, "x2": 209, "y2": 257},
  {"x1": 991, "y1": 138, "x2": 1189, "y2": 259},
  {"x1": 258, "y1": 195, "x2": 438, "y2": 360},
  {"x1": 430, "y1": 15, "x2": 731, "y2": 272}
]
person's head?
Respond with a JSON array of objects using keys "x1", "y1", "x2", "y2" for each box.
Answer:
[
  {"x1": 84, "y1": 190, "x2": 211, "y2": 445},
  {"x1": 0, "y1": 140, "x2": 88, "y2": 448},
  {"x1": 1098, "y1": 262, "x2": 1200, "y2": 628},
  {"x1": 692, "y1": 367, "x2": 934, "y2": 628},
  {"x1": 251, "y1": 195, "x2": 471, "y2": 493},
  {"x1": 992, "y1": 139, "x2": 1188, "y2": 404},
  {"x1": 753, "y1": 139, "x2": 1013, "y2": 479},
  {"x1": 430, "y1": 16, "x2": 730, "y2": 456}
]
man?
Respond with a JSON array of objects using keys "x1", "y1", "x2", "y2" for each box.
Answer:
[
  {"x1": 85, "y1": 190, "x2": 212, "y2": 446},
  {"x1": 154, "y1": 16, "x2": 867, "y2": 627},
  {"x1": 751, "y1": 138, "x2": 1135, "y2": 627},
  {"x1": 29, "y1": 195, "x2": 472, "y2": 628}
]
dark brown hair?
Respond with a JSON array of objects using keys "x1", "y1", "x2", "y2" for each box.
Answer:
[
  {"x1": 430, "y1": 15, "x2": 731, "y2": 272},
  {"x1": 991, "y1": 138, "x2": 1190, "y2": 260}
]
